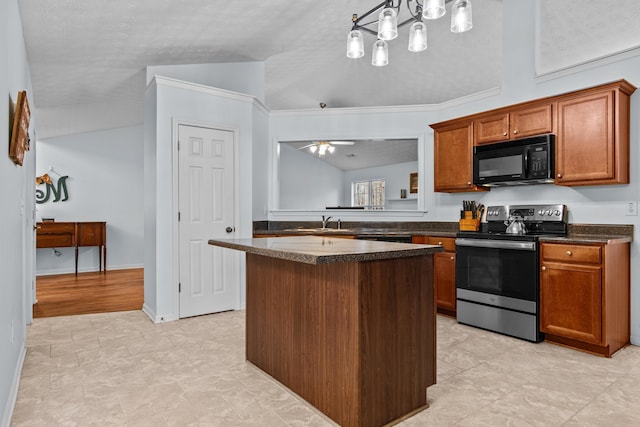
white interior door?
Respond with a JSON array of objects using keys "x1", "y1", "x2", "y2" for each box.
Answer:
[{"x1": 178, "y1": 124, "x2": 238, "y2": 318}]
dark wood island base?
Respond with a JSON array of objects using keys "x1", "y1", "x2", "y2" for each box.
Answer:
[{"x1": 210, "y1": 236, "x2": 440, "y2": 427}]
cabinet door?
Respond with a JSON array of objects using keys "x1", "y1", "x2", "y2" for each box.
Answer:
[
  {"x1": 433, "y1": 252, "x2": 456, "y2": 313},
  {"x1": 433, "y1": 121, "x2": 478, "y2": 192},
  {"x1": 510, "y1": 104, "x2": 552, "y2": 138},
  {"x1": 555, "y1": 90, "x2": 618, "y2": 185},
  {"x1": 474, "y1": 113, "x2": 509, "y2": 145},
  {"x1": 77, "y1": 222, "x2": 105, "y2": 247},
  {"x1": 540, "y1": 261, "x2": 602, "y2": 345}
]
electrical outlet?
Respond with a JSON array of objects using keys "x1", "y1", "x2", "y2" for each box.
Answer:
[{"x1": 626, "y1": 201, "x2": 638, "y2": 216}]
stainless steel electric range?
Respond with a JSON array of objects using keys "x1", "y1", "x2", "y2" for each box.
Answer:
[{"x1": 455, "y1": 204, "x2": 568, "y2": 342}]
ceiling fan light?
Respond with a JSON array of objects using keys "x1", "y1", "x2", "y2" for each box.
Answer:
[
  {"x1": 346, "y1": 29, "x2": 365, "y2": 58},
  {"x1": 328, "y1": 145, "x2": 335, "y2": 154},
  {"x1": 371, "y1": 40, "x2": 389, "y2": 66},
  {"x1": 309, "y1": 145, "x2": 318, "y2": 153},
  {"x1": 319, "y1": 144, "x2": 328, "y2": 156},
  {"x1": 423, "y1": 0, "x2": 446, "y2": 19},
  {"x1": 408, "y1": 21, "x2": 427, "y2": 52},
  {"x1": 377, "y1": 8, "x2": 398, "y2": 41},
  {"x1": 451, "y1": 0, "x2": 472, "y2": 33}
]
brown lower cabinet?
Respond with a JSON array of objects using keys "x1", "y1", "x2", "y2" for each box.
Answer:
[
  {"x1": 540, "y1": 241, "x2": 630, "y2": 357},
  {"x1": 413, "y1": 236, "x2": 457, "y2": 316}
]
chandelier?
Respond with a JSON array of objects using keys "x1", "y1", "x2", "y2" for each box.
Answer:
[{"x1": 347, "y1": 0, "x2": 473, "y2": 66}]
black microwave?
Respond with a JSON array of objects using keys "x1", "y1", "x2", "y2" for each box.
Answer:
[{"x1": 473, "y1": 134, "x2": 555, "y2": 186}]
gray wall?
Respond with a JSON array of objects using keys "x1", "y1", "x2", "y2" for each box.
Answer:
[
  {"x1": 1, "y1": 0, "x2": 35, "y2": 423},
  {"x1": 35, "y1": 126, "x2": 144, "y2": 274}
]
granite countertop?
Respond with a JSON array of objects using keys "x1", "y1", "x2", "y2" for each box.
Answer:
[
  {"x1": 252, "y1": 228, "x2": 457, "y2": 238},
  {"x1": 209, "y1": 236, "x2": 444, "y2": 265},
  {"x1": 253, "y1": 222, "x2": 633, "y2": 244}
]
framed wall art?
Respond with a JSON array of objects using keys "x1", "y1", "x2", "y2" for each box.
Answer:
[
  {"x1": 410, "y1": 172, "x2": 418, "y2": 194},
  {"x1": 9, "y1": 90, "x2": 31, "y2": 166}
]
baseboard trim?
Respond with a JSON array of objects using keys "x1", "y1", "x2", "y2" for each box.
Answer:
[
  {"x1": 1, "y1": 344, "x2": 26, "y2": 427},
  {"x1": 36, "y1": 264, "x2": 143, "y2": 276},
  {"x1": 142, "y1": 304, "x2": 177, "y2": 323}
]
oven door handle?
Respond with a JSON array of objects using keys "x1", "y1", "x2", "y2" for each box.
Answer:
[{"x1": 455, "y1": 238, "x2": 536, "y2": 251}]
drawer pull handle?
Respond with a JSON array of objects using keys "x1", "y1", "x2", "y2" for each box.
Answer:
[
  {"x1": 566, "y1": 250, "x2": 572, "y2": 256},
  {"x1": 541, "y1": 266, "x2": 546, "y2": 271},
  {"x1": 503, "y1": 132, "x2": 507, "y2": 136},
  {"x1": 557, "y1": 173, "x2": 562, "y2": 178},
  {"x1": 438, "y1": 241, "x2": 443, "y2": 245},
  {"x1": 450, "y1": 256, "x2": 454, "y2": 260},
  {"x1": 513, "y1": 130, "x2": 518, "y2": 134}
]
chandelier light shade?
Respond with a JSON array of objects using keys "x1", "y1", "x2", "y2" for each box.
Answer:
[
  {"x1": 408, "y1": 21, "x2": 427, "y2": 52},
  {"x1": 347, "y1": 30, "x2": 365, "y2": 58},
  {"x1": 347, "y1": 0, "x2": 475, "y2": 66},
  {"x1": 423, "y1": 0, "x2": 446, "y2": 19},
  {"x1": 372, "y1": 40, "x2": 389, "y2": 66},
  {"x1": 451, "y1": 0, "x2": 472, "y2": 33},
  {"x1": 377, "y1": 8, "x2": 398, "y2": 40}
]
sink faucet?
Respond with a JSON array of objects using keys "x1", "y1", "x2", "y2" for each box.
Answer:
[{"x1": 321, "y1": 215, "x2": 332, "y2": 229}]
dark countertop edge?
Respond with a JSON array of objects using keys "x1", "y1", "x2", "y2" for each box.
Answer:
[
  {"x1": 540, "y1": 235, "x2": 632, "y2": 245},
  {"x1": 251, "y1": 229, "x2": 457, "y2": 237},
  {"x1": 208, "y1": 238, "x2": 444, "y2": 265},
  {"x1": 254, "y1": 221, "x2": 459, "y2": 234},
  {"x1": 254, "y1": 222, "x2": 633, "y2": 243}
]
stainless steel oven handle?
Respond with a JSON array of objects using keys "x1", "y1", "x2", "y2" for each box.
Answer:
[{"x1": 455, "y1": 238, "x2": 536, "y2": 251}]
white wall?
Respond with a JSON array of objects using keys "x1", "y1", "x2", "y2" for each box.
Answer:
[
  {"x1": 146, "y1": 62, "x2": 265, "y2": 103},
  {"x1": 268, "y1": 0, "x2": 640, "y2": 344},
  {"x1": 1, "y1": 0, "x2": 34, "y2": 424},
  {"x1": 35, "y1": 126, "x2": 144, "y2": 274},
  {"x1": 278, "y1": 144, "x2": 344, "y2": 210},
  {"x1": 144, "y1": 76, "x2": 262, "y2": 322}
]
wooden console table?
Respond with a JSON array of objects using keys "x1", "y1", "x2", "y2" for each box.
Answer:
[{"x1": 36, "y1": 221, "x2": 106, "y2": 275}]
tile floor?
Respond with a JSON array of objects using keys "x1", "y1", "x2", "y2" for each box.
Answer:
[{"x1": 12, "y1": 310, "x2": 640, "y2": 426}]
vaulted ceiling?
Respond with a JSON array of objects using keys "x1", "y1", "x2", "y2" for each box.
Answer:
[{"x1": 16, "y1": 0, "x2": 640, "y2": 139}]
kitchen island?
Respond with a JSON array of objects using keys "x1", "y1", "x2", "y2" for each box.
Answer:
[{"x1": 208, "y1": 236, "x2": 443, "y2": 427}]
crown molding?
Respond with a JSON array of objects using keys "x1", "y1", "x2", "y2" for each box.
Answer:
[
  {"x1": 269, "y1": 86, "x2": 502, "y2": 118},
  {"x1": 148, "y1": 75, "x2": 270, "y2": 115},
  {"x1": 535, "y1": 46, "x2": 640, "y2": 83}
]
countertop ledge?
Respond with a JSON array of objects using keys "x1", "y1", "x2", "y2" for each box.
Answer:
[
  {"x1": 252, "y1": 228, "x2": 458, "y2": 238},
  {"x1": 209, "y1": 236, "x2": 443, "y2": 265},
  {"x1": 540, "y1": 234, "x2": 632, "y2": 245}
]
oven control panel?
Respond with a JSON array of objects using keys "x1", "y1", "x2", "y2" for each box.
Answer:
[{"x1": 485, "y1": 204, "x2": 567, "y2": 222}]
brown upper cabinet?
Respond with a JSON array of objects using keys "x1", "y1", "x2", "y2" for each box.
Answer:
[
  {"x1": 474, "y1": 104, "x2": 553, "y2": 145},
  {"x1": 432, "y1": 120, "x2": 487, "y2": 193},
  {"x1": 430, "y1": 80, "x2": 636, "y2": 193},
  {"x1": 555, "y1": 81, "x2": 635, "y2": 186}
]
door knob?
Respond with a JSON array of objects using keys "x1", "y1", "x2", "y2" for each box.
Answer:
[{"x1": 225, "y1": 227, "x2": 234, "y2": 233}]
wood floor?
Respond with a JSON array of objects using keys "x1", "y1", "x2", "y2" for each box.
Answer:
[{"x1": 33, "y1": 268, "x2": 144, "y2": 318}]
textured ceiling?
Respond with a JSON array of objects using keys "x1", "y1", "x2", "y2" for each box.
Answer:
[
  {"x1": 16, "y1": 0, "x2": 640, "y2": 140},
  {"x1": 18, "y1": 0, "x2": 502, "y2": 138}
]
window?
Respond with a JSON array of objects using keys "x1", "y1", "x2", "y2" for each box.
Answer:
[{"x1": 352, "y1": 179, "x2": 385, "y2": 209}]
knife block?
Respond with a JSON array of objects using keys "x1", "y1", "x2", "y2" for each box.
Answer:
[{"x1": 459, "y1": 211, "x2": 480, "y2": 231}]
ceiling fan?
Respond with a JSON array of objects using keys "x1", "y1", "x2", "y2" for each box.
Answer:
[{"x1": 299, "y1": 140, "x2": 355, "y2": 156}]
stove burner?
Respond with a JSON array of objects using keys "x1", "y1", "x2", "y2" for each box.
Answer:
[{"x1": 463, "y1": 203, "x2": 568, "y2": 238}]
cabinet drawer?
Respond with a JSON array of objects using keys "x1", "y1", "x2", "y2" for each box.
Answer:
[
  {"x1": 428, "y1": 237, "x2": 456, "y2": 252},
  {"x1": 542, "y1": 243, "x2": 601, "y2": 264},
  {"x1": 36, "y1": 233, "x2": 74, "y2": 248}
]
